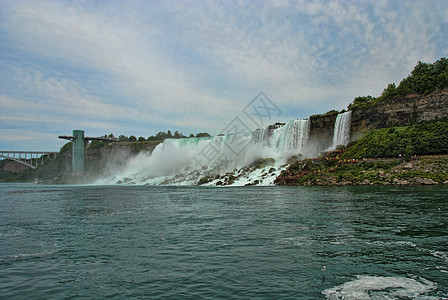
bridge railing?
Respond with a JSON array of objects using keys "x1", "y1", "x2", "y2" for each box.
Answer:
[{"x1": 0, "y1": 151, "x2": 59, "y2": 169}]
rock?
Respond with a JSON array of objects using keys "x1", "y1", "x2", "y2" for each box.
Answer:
[
  {"x1": 287, "y1": 155, "x2": 302, "y2": 165},
  {"x1": 444, "y1": 180, "x2": 448, "y2": 184},
  {"x1": 415, "y1": 177, "x2": 437, "y2": 185},
  {"x1": 403, "y1": 162, "x2": 413, "y2": 169},
  {"x1": 361, "y1": 179, "x2": 371, "y2": 185},
  {"x1": 250, "y1": 158, "x2": 275, "y2": 169},
  {"x1": 198, "y1": 175, "x2": 213, "y2": 185},
  {"x1": 268, "y1": 167, "x2": 276, "y2": 173},
  {"x1": 339, "y1": 181, "x2": 353, "y2": 185}
]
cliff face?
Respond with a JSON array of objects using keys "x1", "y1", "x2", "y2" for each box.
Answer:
[
  {"x1": 351, "y1": 88, "x2": 448, "y2": 139},
  {"x1": 308, "y1": 112, "x2": 338, "y2": 152},
  {"x1": 307, "y1": 88, "x2": 448, "y2": 153},
  {"x1": 2, "y1": 161, "x2": 31, "y2": 173}
]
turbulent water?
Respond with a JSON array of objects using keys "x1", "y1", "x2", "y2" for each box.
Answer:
[
  {"x1": 97, "y1": 119, "x2": 312, "y2": 186},
  {"x1": 1, "y1": 183, "x2": 447, "y2": 299}
]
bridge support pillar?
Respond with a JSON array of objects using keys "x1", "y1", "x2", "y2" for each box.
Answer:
[{"x1": 72, "y1": 130, "x2": 85, "y2": 175}]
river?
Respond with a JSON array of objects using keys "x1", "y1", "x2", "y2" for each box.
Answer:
[{"x1": 1, "y1": 184, "x2": 447, "y2": 299}]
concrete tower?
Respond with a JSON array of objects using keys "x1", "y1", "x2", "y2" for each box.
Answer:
[
  {"x1": 59, "y1": 130, "x2": 117, "y2": 176},
  {"x1": 72, "y1": 130, "x2": 85, "y2": 175}
]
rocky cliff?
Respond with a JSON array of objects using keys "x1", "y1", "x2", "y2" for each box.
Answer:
[
  {"x1": 308, "y1": 111, "x2": 338, "y2": 152},
  {"x1": 350, "y1": 87, "x2": 448, "y2": 139},
  {"x1": 307, "y1": 88, "x2": 448, "y2": 153}
]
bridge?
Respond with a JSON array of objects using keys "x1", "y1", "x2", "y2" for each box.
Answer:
[{"x1": 0, "y1": 151, "x2": 59, "y2": 169}]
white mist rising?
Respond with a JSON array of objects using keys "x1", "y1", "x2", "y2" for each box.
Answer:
[{"x1": 95, "y1": 119, "x2": 314, "y2": 185}]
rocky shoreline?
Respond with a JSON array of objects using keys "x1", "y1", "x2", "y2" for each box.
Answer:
[{"x1": 275, "y1": 154, "x2": 448, "y2": 186}]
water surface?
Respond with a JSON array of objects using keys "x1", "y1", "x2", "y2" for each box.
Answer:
[{"x1": 1, "y1": 184, "x2": 447, "y2": 299}]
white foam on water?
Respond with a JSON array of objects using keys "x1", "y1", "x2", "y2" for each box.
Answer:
[
  {"x1": 322, "y1": 275, "x2": 438, "y2": 300},
  {"x1": 96, "y1": 119, "x2": 310, "y2": 186}
]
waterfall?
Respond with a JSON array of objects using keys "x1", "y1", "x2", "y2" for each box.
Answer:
[
  {"x1": 331, "y1": 111, "x2": 352, "y2": 149},
  {"x1": 97, "y1": 118, "x2": 312, "y2": 185},
  {"x1": 251, "y1": 123, "x2": 283, "y2": 146},
  {"x1": 269, "y1": 119, "x2": 310, "y2": 153}
]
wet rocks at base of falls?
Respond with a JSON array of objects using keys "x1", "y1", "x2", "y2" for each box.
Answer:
[{"x1": 198, "y1": 157, "x2": 278, "y2": 186}]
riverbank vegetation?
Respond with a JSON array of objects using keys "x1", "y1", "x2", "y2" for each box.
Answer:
[
  {"x1": 276, "y1": 118, "x2": 448, "y2": 186},
  {"x1": 341, "y1": 118, "x2": 448, "y2": 159}
]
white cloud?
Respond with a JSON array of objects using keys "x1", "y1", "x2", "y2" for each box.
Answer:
[
  {"x1": 0, "y1": 0, "x2": 447, "y2": 150},
  {"x1": 2, "y1": 0, "x2": 238, "y2": 121}
]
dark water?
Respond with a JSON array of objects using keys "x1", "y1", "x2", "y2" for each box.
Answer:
[{"x1": 0, "y1": 184, "x2": 447, "y2": 299}]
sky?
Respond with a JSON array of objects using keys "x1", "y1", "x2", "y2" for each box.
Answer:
[{"x1": 0, "y1": 0, "x2": 447, "y2": 151}]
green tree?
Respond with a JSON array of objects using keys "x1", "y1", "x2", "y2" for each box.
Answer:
[
  {"x1": 196, "y1": 132, "x2": 211, "y2": 138},
  {"x1": 381, "y1": 82, "x2": 398, "y2": 98},
  {"x1": 129, "y1": 135, "x2": 137, "y2": 142},
  {"x1": 118, "y1": 135, "x2": 128, "y2": 142},
  {"x1": 348, "y1": 95, "x2": 376, "y2": 110},
  {"x1": 173, "y1": 130, "x2": 185, "y2": 139}
]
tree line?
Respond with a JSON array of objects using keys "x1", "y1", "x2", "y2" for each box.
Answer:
[
  {"x1": 101, "y1": 131, "x2": 211, "y2": 143},
  {"x1": 348, "y1": 57, "x2": 448, "y2": 110}
]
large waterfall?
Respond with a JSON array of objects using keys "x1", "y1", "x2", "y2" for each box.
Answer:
[
  {"x1": 270, "y1": 119, "x2": 310, "y2": 154},
  {"x1": 97, "y1": 119, "x2": 311, "y2": 186},
  {"x1": 331, "y1": 111, "x2": 352, "y2": 149}
]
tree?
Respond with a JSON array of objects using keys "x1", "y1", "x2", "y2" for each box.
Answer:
[
  {"x1": 348, "y1": 95, "x2": 375, "y2": 110},
  {"x1": 381, "y1": 82, "x2": 398, "y2": 99},
  {"x1": 118, "y1": 135, "x2": 128, "y2": 142},
  {"x1": 196, "y1": 132, "x2": 211, "y2": 138},
  {"x1": 138, "y1": 136, "x2": 146, "y2": 142},
  {"x1": 129, "y1": 135, "x2": 137, "y2": 142},
  {"x1": 173, "y1": 130, "x2": 185, "y2": 139}
]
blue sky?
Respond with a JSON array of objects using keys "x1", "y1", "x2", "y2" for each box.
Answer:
[{"x1": 0, "y1": 0, "x2": 447, "y2": 151}]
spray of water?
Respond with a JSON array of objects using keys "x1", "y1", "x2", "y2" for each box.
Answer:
[{"x1": 96, "y1": 119, "x2": 312, "y2": 185}]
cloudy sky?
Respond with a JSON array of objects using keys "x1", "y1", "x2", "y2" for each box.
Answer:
[{"x1": 0, "y1": 0, "x2": 447, "y2": 151}]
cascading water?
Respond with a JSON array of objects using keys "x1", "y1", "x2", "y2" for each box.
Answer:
[
  {"x1": 269, "y1": 119, "x2": 310, "y2": 154},
  {"x1": 97, "y1": 118, "x2": 312, "y2": 186},
  {"x1": 331, "y1": 111, "x2": 352, "y2": 149}
]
